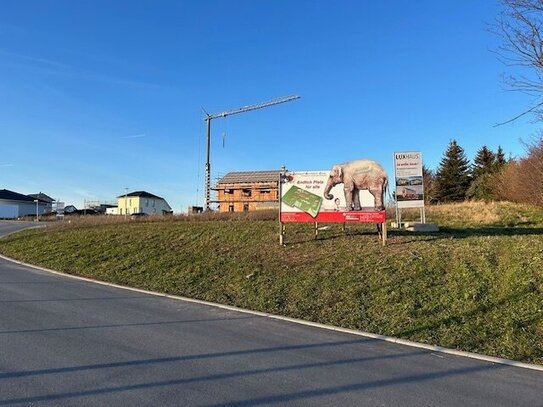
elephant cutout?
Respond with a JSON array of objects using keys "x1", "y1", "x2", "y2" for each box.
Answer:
[{"x1": 323, "y1": 159, "x2": 388, "y2": 211}]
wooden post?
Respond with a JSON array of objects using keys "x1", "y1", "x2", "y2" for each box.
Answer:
[
  {"x1": 342, "y1": 222, "x2": 346, "y2": 233},
  {"x1": 382, "y1": 221, "x2": 387, "y2": 246},
  {"x1": 314, "y1": 222, "x2": 318, "y2": 240},
  {"x1": 278, "y1": 166, "x2": 285, "y2": 246}
]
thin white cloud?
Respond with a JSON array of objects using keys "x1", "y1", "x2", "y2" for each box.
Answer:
[
  {"x1": 121, "y1": 133, "x2": 147, "y2": 139},
  {"x1": 74, "y1": 189, "x2": 98, "y2": 199},
  {"x1": 0, "y1": 49, "x2": 167, "y2": 89},
  {"x1": 0, "y1": 163, "x2": 14, "y2": 167},
  {"x1": 0, "y1": 49, "x2": 70, "y2": 69}
]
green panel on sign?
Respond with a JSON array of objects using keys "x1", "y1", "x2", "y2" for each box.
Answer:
[{"x1": 282, "y1": 186, "x2": 323, "y2": 218}]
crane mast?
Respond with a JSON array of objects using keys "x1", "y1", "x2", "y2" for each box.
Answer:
[{"x1": 203, "y1": 95, "x2": 300, "y2": 211}]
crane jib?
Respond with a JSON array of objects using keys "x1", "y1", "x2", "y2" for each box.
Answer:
[
  {"x1": 202, "y1": 95, "x2": 301, "y2": 211},
  {"x1": 204, "y1": 95, "x2": 300, "y2": 121}
]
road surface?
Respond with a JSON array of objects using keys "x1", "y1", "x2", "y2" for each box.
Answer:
[{"x1": 0, "y1": 221, "x2": 541, "y2": 406}]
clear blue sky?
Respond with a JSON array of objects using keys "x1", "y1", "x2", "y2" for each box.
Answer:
[{"x1": 0, "y1": 1, "x2": 539, "y2": 211}]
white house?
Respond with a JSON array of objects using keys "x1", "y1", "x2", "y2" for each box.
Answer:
[
  {"x1": 0, "y1": 189, "x2": 48, "y2": 219},
  {"x1": 110, "y1": 191, "x2": 172, "y2": 215}
]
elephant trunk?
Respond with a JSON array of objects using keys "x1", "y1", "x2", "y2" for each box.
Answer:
[{"x1": 323, "y1": 178, "x2": 334, "y2": 200}]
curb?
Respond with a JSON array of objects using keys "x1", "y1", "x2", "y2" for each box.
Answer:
[{"x1": 0, "y1": 229, "x2": 542, "y2": 373}]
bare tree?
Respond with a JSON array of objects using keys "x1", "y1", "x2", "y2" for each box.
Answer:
[
  {"x1": 492, "y1": 136, "x2": 543, "y2": 205},
  {"x1": 494, "y1": 0, "x2": 543, "y2": 124}
]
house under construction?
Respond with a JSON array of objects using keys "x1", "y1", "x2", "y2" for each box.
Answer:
[{"x1": 213, "y1": 170, "x2": 281, "y2": 212}]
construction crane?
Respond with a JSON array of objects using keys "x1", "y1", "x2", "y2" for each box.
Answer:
[{"x1": 202, "y1": 95, "x2": 300, "y2": 211}]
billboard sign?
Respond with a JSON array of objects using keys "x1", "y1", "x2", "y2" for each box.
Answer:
[
  {"x1": 280, "y1": 171, "x2": 385, "y2": 223},
  {"x1": 394, "y1": 152, "x2": 424, "y2": 208},
  {"x1": 53, "y1": 201, "x2": 65, "y2": 216}
]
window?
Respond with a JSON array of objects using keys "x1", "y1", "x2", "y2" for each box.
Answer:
[
  {"x1": 120, "y1": 208, "x2": 123, "y2": 215},
  {"x1": 152, "y1": 200, "x2": 155, "y2": 207},
  {"x1": 260, "y1": 188, "x2": 271, "y2": 194},
  {"x1": 242, "y1": 188, "x2": 252, "y2": 197},
  {"x1": 243, "y1": 203, "x2": 249, "y2": 212},
  {"x1": 228, "y1": 204, "x2": 234, "y2": 212},
  {"x1": 146, "y1": 199, "x2": 149, "y2": 207},
  {"x1": 225, "y1": 188, "x2": 234, "y2": 195}
]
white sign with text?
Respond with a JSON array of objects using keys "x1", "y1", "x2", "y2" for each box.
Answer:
[{"x1": 394, "y1": 151, "x2": 424, "y2": 208}]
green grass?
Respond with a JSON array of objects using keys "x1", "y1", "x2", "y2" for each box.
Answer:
[{"x1": 1, "y1": 201, "x2": 542, "y2": 364}]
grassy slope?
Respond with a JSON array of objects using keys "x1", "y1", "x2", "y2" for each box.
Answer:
[{"x1": 1, "y1": 201, "x2": 542, "y2": 364}]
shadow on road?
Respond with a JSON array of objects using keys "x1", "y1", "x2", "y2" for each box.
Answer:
[
  {"x1": 0, "y1": 345, "x2": 501, "y2": 406},
  {"x1": 0, "y1": 338, "x2": 444, "y2": 405},
  {"x1": 204, "y1": 363, "x2": 504, "y2": 407},
  {"x1": 0, "y1": 316, "x2": 256, "y2": 336}
]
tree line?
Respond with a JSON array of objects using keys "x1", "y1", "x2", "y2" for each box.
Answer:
[
  {"x1": 419, "y1": 1, "x2": 543, "y2": 206},
  {"x1": 423, "y1": 138, "x2": 543, "y2": 206}
]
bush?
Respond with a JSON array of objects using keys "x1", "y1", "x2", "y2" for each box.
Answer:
[{"x1": 493, "y1": 136, "x2": 543, "y2": 206}]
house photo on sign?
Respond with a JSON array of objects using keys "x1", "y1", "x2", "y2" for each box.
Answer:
[
  {"x1": 394, "y1": 152, "x2": 424, "y2": 208},
  {"x1": 280, "y1": 159, "x2": 388, "y2": 223}
]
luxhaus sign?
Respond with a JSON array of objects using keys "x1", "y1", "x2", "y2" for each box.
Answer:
[{"x1": 393, "y1": 151, "x2": 424, "y2": 209}]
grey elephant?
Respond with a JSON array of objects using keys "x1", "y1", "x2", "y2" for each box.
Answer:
[{"x1": 323, "y1": 159, "x2": 388, "y2": 211}]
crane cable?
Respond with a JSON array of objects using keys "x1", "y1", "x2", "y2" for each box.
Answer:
[{"x1": 196, "y1": 110, "x2": 203, "y2": 206}]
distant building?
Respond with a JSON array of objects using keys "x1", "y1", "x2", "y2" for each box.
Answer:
[
  {"x1": 0, "y1": 189, "x2": 48, "y2": 218},
  {"x1": 85, "y1": 201, "x2": 117, "y2": 214},
  {"x1": 64, "y1": 205, "x2": 78, "y2": 214},
  {"x1": 188, "y1": 206, "x2": 203, "y2": 214},
  {"x1": 105, "y1": 206, "x2": 117, "y2": 215},
  {"x1": 27, "y1": 192, "x2": 54, "y2": 214},
  {"x1": 110, "y1": 191, "x2": 172, "y2": 215},
  {"x1": 213, "y1": 170, "x2": 281, "y2": 213}
]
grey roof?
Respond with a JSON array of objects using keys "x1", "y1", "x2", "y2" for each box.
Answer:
[
  {"x1": 0, "y1": 189, "x2": 37, "y2": 202},
  {"x1": 218, "y1": 171, "x2": 281, "y2": 184},
  {"x1": 27, "y1": 192, "x2": 54, "y2": 203},
  {"x1": 116, "y1": 191, "x2": 163, "y2": 199}
]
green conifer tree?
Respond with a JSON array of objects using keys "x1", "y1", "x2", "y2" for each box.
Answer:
[
  {"x1": 495, "y1": 146, "x2": 507, "y2": 169},
  {"x1": 467, "y1": 145, "x2": 499, "y2": 200},
  {"x1": 435, "y1": 140, "x2": 471, "y2": 202},
  {"x1": 471, "y1": 145, "x2": 496, "y2": 180},
  {"x1": 422, "y1": 165, "x2": 436, "y2": 204}
]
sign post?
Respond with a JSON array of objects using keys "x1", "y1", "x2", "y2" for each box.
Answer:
[
  {"x1": 278, "y1": 166, "x2": 286, "y2": 246},
  {"x1": 393, "y1": 151, "x2": 424, "y2": 227}
]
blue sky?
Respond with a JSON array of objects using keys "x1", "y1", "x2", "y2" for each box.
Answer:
[{"x1": 0, "y1": 1, "x2": 540, "y2": 211}]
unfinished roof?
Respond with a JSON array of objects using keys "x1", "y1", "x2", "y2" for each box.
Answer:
[
  {"x1": 0, "y1": 189, "x2": 36, "y2": 202},
  {"x1": 218, "y1": 171, "x2": 281, "y2": 184},
  {"x1": 116, "y1": 191, "x2": 164, "y2": 199}
]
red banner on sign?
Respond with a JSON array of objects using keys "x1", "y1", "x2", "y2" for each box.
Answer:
[{"x1": 280, "y1": 210, "x2": 386, "y2": 223}]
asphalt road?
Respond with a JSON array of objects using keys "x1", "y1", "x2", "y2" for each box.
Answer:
[{"x1": 0, "y1": 221, "x2": 541, "y2": 406}]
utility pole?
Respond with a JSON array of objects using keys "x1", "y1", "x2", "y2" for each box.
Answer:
[
  {"x1": 124, "y1": 188, "x2": 129, "y2": 220},
  {"x1": 203, "y1": 95, "x2": 300, "y2": 211}
]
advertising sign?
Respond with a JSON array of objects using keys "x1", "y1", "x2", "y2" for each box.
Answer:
[
  {"x1": 53, "y1": 201, "x2": 65, "y2": 218},
  {"x1": 394, "y1": 152, "x2": 424, "y2": 208},
  {"x1": 280, "y1": 171, "x2": 385, "y2": 223}
]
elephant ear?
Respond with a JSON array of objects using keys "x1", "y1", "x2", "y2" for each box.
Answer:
[{"x1": 333, "y1": 165, "x2": 343, "y2": 180}]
